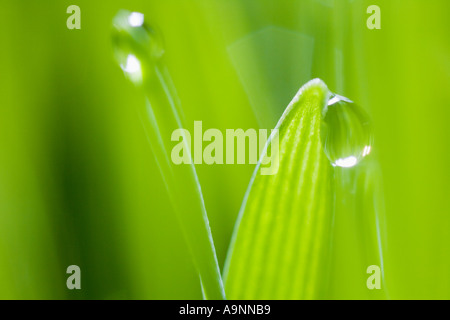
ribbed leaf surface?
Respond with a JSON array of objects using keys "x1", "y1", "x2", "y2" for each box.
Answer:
[{"x1": 224, "y1": 79, "x2": 334, "y2": 299}]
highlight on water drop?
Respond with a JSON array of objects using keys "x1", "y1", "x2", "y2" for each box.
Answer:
[
  {"x1": 320, "y1": 93, "x2": 374, "y2": 168},
  {"x1": 128, "y1": 12, "x2": 144, "y2": 27}
]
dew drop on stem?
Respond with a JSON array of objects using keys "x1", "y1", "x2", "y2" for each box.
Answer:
[{"x1": 112, "y1": 10, "x2": 165, "y2": 85}]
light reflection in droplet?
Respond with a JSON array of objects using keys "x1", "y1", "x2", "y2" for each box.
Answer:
[
  {"x1": 128, "y1": 12, "x2": 144, "y2": 27},
  {"x1": 328, "y1": 94, "x2": 352, "y2": 106},
  {"x1": 362, "y1": 145, "x2": 372, "y2": 157},
  {"x1": 120, "y1": 54, "x2": 142, "y2": 83},
  {"x1": 333, "y1": 156, "x2": 358, "y2": 168}
]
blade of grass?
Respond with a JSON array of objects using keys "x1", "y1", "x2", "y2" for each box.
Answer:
[
  {"x1": 223, "y1": 79, "x2": 334, "y2": 299},
  {"x1": 112, "y1": 11, "x2": 225, "y2": 300}
]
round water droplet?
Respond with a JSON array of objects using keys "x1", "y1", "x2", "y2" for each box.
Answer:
[
  {"x1": 320, "y1": 94, "x2": 374, "y2": 168},
  {"x1": 112, "y1": 10, "x2": 165, "y2": 85}
]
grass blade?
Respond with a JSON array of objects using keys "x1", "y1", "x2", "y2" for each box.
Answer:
[
  {"x1": 223, "y1": 79, "x2": 334, "y2": 299},
  {"x1": 112, "y1": 11, "x2": 225, "y2": 300}
]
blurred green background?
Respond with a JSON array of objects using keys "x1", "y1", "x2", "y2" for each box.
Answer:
[{"x1": 0, "y1": 0, "x2": 449, "y2": 299}]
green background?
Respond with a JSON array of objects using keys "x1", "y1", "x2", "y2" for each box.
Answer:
[{"x1": 0, "y1": 0, "x2": 449, "y2": 299}]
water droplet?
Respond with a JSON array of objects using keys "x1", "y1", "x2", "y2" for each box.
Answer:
[
  {"x1": 112, "y1": 10, "x2": 164, "y2": 85},
  {"x1": 321, "y1": 94, "x2": 374, "y2": 168}
]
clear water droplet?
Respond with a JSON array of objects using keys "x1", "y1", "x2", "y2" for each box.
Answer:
[
  {"x1": 112, "y1": 10, "x2": 164, "y2": 85},
  {"x1": 321, "y1": 94, "x2": 374, "y2": 168}
]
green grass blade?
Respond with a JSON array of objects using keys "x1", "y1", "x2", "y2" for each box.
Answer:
[
  {"x1": 112, "y1": 10, "x2": 225, "y2": 300},
  {"x1": 223, "y1": 79, "x2": 334, "y2": 299}
]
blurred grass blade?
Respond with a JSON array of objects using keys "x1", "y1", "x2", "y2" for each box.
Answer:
[
  {"x1": 228, "y1": 26, "x2": 314, "y2": 129},
  {"x1": 223, "y1": 79, "x2": 334, "y2": 299},
  {"x1": 327, "y1": 160, "x2": 389, "y2": 299},
  {"x1": 112, "y1": 10, "x2": 225, "y2": 300}
]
